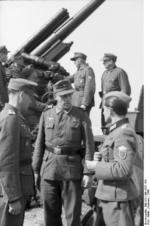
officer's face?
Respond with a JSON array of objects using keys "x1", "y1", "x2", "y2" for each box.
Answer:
[
  {"x1": 0, "y1": 52, "x2": 8, "y2": 63},
  {"x1": 19, "y1": 91, "x2": 36, "y2": 116},
  {"x1": 55, "y1": 93, "x2": 72, "y2": 110},
  {"x1": 74, "y1": 58, "x2": 82, "y2": 69},
  {"x1": 103, "y1": 58, "x2": 114, "y2": 69},
  {"x1": 103, "y1": 106, "x2": 111, "y2": 123}
]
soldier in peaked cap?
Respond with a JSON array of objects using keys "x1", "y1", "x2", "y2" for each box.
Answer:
[
  {"x1": 69, "y1": 52, "x2": 95, "y2": 115},
  {"x1": 0, "y1": 78, "x2": 38, "y2": 226},
  {"x1": 0, "y1": 46, "x2": 10, "y2": 110},
  {"x1": 99, "y1": 53, "x2": 131, "y2": 133},
  {"x1": 32, "y1": 79, "x2": 95, "y2": 226},
  {"x1": 86, "y1": 91, "x2": 139, "y2": 226}
]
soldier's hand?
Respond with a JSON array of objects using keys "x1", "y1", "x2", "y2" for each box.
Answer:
[
  {"x1": 85, "y1": 160, "x2": 98, "y2": 171},
  {"x1": 82, "y1": 175, "x2": 92, "y2": 188},
  {"x1": 80, "y1": 105, "x2": 86, "y2": 111},
  {"x1": 8, "y1": 200, "x2": 22, "y2": 215},
  {"x1": 94, "y1": 152, "x2": 102, "y2": 161},
  {"x1": 34, "y1": 173, "x2": 41, "y2": 191}
]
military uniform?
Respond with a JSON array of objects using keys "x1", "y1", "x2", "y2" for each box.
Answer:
[
  {"x1": 70, "y1": 52, "x2": 95, "y2": 114},
  {"x1": 0, "y1": 104, "x2": 34, "y2": 226},
  {"x1": 101, "y1": 66, "x2": 131, "y2": 96},
  {"x1": 0, "y1": 62, "x2": 8, "y2": 109},
  {"x1": 100, "y1": 53, "x2": 131, "y2": 132},
  {"x1": 95, "y1": 118, "x2": 138, "y2": 226},
  {"x1": 71, "y1": 64, "x2": 95, "y2": 112},
  {"x1": 32, "y1": 104, "x2": 94, "y2": 226}
]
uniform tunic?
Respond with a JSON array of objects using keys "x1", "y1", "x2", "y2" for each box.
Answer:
[
  {"x1": 0, "y1": 104, "x2": 34, "y2": 226},
  {"x1": 101, "y1": 66, "x2": 131, "y2": 96},
  {"x1": 100, "y1": 66, "x2": 131, "y2": 131},
  {"x1": 95, "y1": 118, "x2": 138, "y2": 226},
  {"x1": 70, "y1": 64, "x2": 95, "y2": 110},
  {"x1": 32, "y1": 105, "x2": 94, "y2": 226}
]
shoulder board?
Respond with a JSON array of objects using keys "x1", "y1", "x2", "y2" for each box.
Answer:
[
  {"x1": 121, "y1": 124, "x2": 128, "y2": 129},
  {"x1": 120, "y1": 123, "x2": 136, "y2": 135},
  {"x1": 8, "y1": 109, "x2": 16, "y2": 115},
  {"x1": 43, "y1": 104, "x2": 54, "y2": 112}
]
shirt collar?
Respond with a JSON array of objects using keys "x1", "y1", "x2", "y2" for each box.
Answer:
[
  {"x1": 78, "y1": 63, "x2": 88, "y2": 71},
  {"x1": 55, "y1": 105, "x2": 72, "y2": 114},
  {"x1": 5, "y1": 103, "x2": 26, "y2": 121},
  {"x1": 109, "y1": 117, "x2": 129, "y2": 132},
  {"x1": 106, "y1": 65, "x2": 116, "y2": 72}
]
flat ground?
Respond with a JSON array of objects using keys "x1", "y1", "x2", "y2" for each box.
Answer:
[{"x1": 24, "y1": 207, "x2": 67, "y2": 226}]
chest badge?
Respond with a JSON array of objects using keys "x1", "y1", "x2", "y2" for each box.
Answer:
[{"x1": 47, "y1": 117, "x2": 55, "y2": 128}]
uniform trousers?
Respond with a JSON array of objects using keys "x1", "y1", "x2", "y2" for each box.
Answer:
[
  {"x1": 41, "y1": 179, "x2": 82, "y2": 226},
  {"x1": 98, "y1": 200, "x2": 135, "y2": 226},
  {"x1": 0, "y1": 196, "x2": 27, "y2": 226}
]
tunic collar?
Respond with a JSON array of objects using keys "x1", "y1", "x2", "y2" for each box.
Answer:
[
  {"x1": 55, "y1": 105, "x2": 72, "y2": 115},
  {"x1": 109, "y1": 117, "x2": 129, "y2": 132}
]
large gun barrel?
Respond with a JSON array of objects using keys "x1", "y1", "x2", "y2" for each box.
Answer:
[
  {"x1": 21, "y1": 53, "x2": 69, "y2": 76},
  {"x1": 22, "y1": 53, "x2": 58, "y2": 70},
  {"x1": 8, "y1": 8, "x2": 69, "y2": 62},
  {"x1": 31, "y1": 0, "x2": 105, "y2": 57}
]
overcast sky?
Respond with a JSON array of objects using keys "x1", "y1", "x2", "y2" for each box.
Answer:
[{"x1": 0, "y1": 0, "x2": 143, "y2": 134}]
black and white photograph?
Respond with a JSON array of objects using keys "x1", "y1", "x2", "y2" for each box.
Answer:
[{"x1": 0, "y1": 0, "x2": 144, "y2": 226}]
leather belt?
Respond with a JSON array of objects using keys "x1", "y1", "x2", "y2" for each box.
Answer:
[{"x1": 47, "y1": 146, "x2": 81, "y2": 155}]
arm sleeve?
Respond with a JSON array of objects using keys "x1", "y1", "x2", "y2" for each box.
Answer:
[
  {"x1": 95, "y1": 129, "x2": 137, "y2": 180},
  {"x1": 118, "y1": 69, "x2": 131, "y2": 95},
  {"x1": 32, "y1": 112, "x2": 45, "y2": 173},
  {"x1": 81, "y1": 67, "x2": 95, "y2": 106},
  {"x1": 81, "y1": 112, "x2": 94, "y2": 174},
  {"x1": 65, "y1": 74, "x2": 74, "y2": 83},
  {"x1": 0, "y1": 116, "x2": 22, "y2": 202}
]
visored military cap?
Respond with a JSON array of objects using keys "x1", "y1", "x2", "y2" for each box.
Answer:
[
  {"x1": 8, "y1": 78, "x2": 38, "y2": 94},
  {"x1": 104, "y1": 91, "x2": 131, "y2": 106},
  {"x1": 53, "y1": 80, "x2": 74, "y2": 96},
  {"x1": 101, "y1": 53, "x2": 117, "y2": 62},
  {"x1": 70, "y1": 52, "x2": 87, "y2": 61},
  {"x1": 0, "y1": 45, "x2": 10, "y2": 53}
]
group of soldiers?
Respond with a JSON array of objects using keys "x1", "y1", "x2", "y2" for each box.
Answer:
[{"x1": 0, "y1": 45, "x2": 143, "y2": 226}]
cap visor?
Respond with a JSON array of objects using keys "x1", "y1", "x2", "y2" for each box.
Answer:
[
  {"x1": 56, "y1": 89, "x2": 74, "y2": 96},
  {"x1": 70, "y1": 57, "x2": 76, "y2": 61}
]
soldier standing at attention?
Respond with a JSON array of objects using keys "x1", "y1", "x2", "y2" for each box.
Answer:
[
  {"x1": 0, "y1": 45, "x2": 9, "y2": 110},
  {"x1": 69, "y1": 52, "x2": 95, "y2": 115},
  {"x1": 0, "y1": 78, "x2": 38, "y2": 226},
  {"x1": 86, "y1": 91, "x2": 138, "y2": 226},
  {"x1": 99, "y1": 53, "x2": 131, "y2": 132},
  {"x1": 32, "y1": 80, "x2": 95, "y2": 226}
]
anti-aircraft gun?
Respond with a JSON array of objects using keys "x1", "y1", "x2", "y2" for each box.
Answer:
[
  {"x1": 6, "y1": 0, "x2": 106, "y2": 113},
  {"x1": 7, "y1": 0, "x2": 106, "y2": 86}
]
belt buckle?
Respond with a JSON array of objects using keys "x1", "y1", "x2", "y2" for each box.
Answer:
[{"x1": 54, "y1": 147, "x2": 62, "y2": 155}]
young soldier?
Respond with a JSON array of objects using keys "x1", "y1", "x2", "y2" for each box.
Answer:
[
  {"x1": 99, "y1": 53, "x2": 131, "y2": 132},
  {"x1": 69, "y1": 52, "x2": 95, "y2": 115},
  {"x1": 0, "y1": 78, "x2": 37, "y2": 226},
  {"x1": 86, "y1": 91, "x2": 138, "y2": 226}
]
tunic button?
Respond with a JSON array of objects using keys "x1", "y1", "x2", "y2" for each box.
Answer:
[{"x1": 25, "y1": 141, "x2": 29, "y2": 146}]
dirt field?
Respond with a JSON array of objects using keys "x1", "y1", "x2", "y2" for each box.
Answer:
[{"x1": 24, "y1": 207, "x2": 67, "y2": 226}]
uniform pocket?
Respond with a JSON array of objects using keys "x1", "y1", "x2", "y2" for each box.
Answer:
[
  {"x1": 45, "y1": 117, "x2": 55, "y2": 129},
  {"x1": 71, "y1": 119, "x2": 80, "y2": 128}
]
